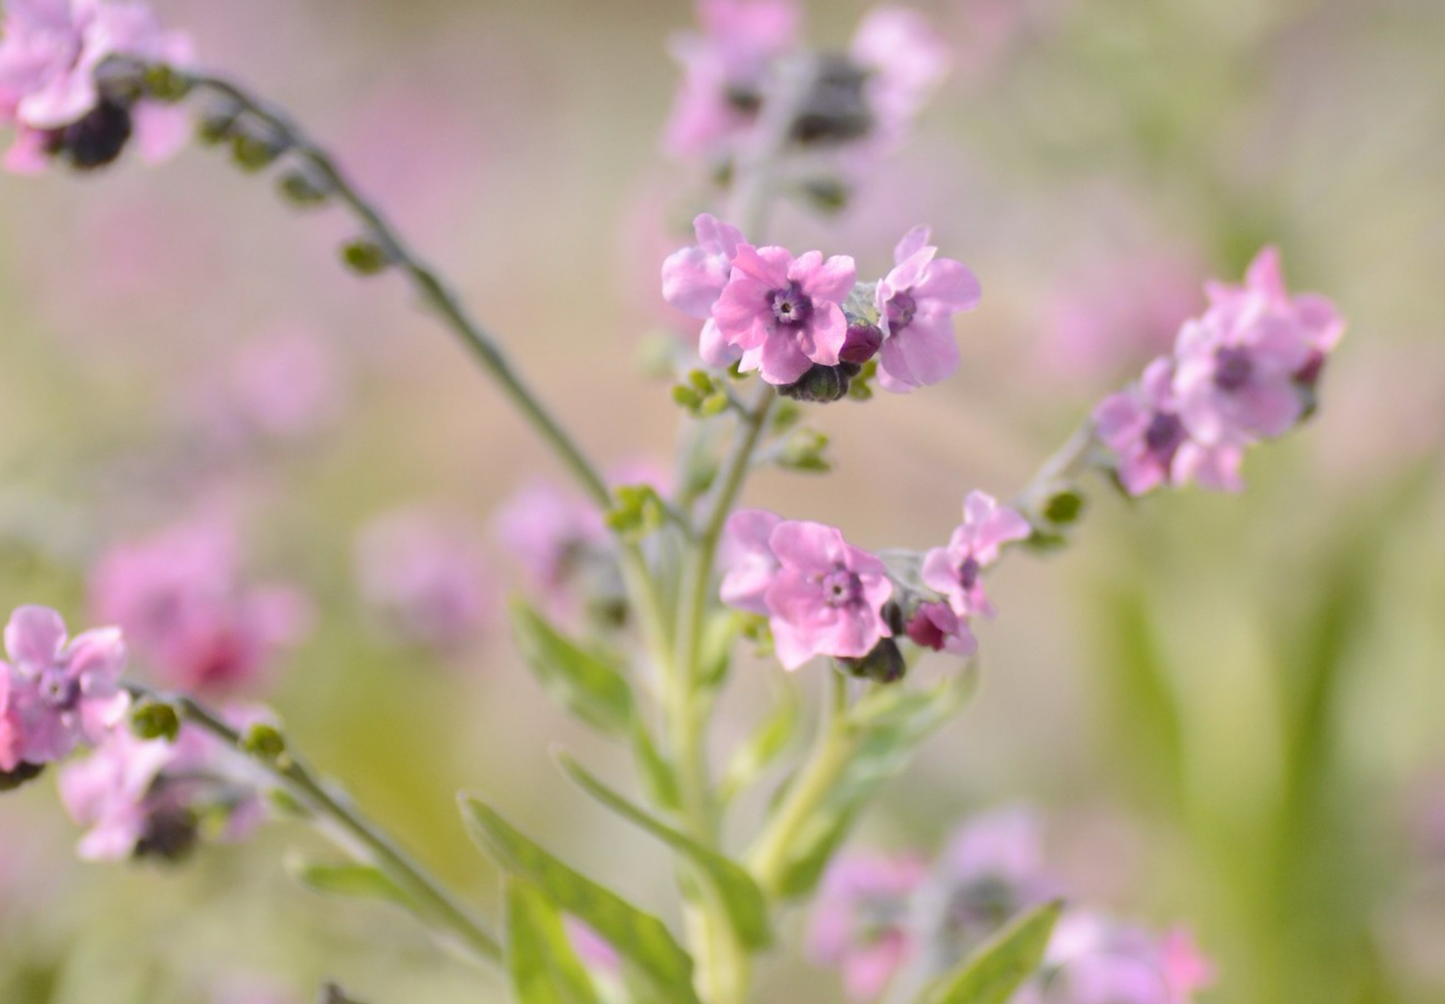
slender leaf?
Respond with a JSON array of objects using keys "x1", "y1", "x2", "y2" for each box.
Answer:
[
  {"x1": 720, "y1": 681, "x2": 801, "y2": 803},
  {"x1": 922, "y1": 900, "x2": 1063, "y2": 1004},
  {"x1": 631, "y1": 722, "x2": 681, "y2": 811},
  {"x1": 506, "y1": 878, "x2": 601, "y2": 1004},
  {"x1": 460, "y1": 796, "x2": 701, "y2": 1004},
  {"x1": 286, "y1": 857, "x2": 409, "y2": 907},
  {"x1": 555, "y1": 752, "x2": 773, "y2": 950},
  {"x1": 509, "y1": 598, "x2": 634, "y2": 737}
]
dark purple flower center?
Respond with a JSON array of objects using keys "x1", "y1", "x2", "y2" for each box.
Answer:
[
  {"x1": 37, "y1": 666, "x2": 81, "y2": 712},
  {"x1": 885, "y1": 291, "x2": 917, "y2": 330},
  {"x1": 770, "y1": 282, "x2": 814, "y2": 327},
  {"x1": 1213, "y1": 346, "x2": 1254, "y2": 392},
  {"x1": 822, "y1": 568, "x2": 863, "y2": 607},
  {"x1": 956, "y1": 556, "x2": 981, "y2": 591},
  {"x1": 1143, "y1": 411, "x2": 1186, "y2": 461}
]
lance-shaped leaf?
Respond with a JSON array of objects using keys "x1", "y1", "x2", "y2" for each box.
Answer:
[
  {"x1": 509, "y1": 598, "x2": 634, "y2": 737},
  {"x1": 460, "y1": 796, "x2": 701, "y2": 1004},
  {"x1": 506, "y1": 878, "x2": 601, "y2": 1004},
  {"x1": 921, "y1": 900, "x2": 1063, "y2": 1004},
  {"x1": 555, "y1": 751, "x2": 773, "y2": 950},
  {"x1": 286, "y1": 856, "x2": 409, "y2": 907},
  {"x1": 720, "y1": 681, "x2": 801, "y2": 803},
  {"x1": 773, "y1": 669, "x2": 976, "y2": 900}
]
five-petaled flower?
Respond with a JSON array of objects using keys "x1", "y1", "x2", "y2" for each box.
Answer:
[
  {"x1": 921, "y1": 492, "x2": 1030, "y2": 620},
  {"x1": 875, "y1": 225, "x2": 982, "y2": 392}
]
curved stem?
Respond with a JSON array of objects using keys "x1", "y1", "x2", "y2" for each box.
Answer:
[
  {"x1": 176, "y1": 71, "x2": 611, "y2": 511},
  {"x1": 129, "y1": 684, "x2": 502, "y2": 966}
]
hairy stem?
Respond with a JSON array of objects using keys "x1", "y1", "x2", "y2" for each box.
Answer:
[{"x1": 129, "y1": 684, "x2": 502, "y2": 966}]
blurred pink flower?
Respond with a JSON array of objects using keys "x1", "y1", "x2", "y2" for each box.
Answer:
[
  {"x1": 920, "y1": 491, "x2": 1029, "y2": 620},
  {"x1": 808, "y1": 850, "x2": 929, "y2": 1000},
  {"x1": 89, "y1": 522, "x2": 312, "y2": 694},
  {"x1": 2, "y1": 605, "x2": 129, "y2": 767},
  {"x1": 875, "y1": 225, "x2": 980, "y2": 392},
  {"x1": 60, "y1": 704, "x2": 271, "y2": 861},
  {"x1": 1093, "y1": 357, "x2": 1243, "y2": 496},
  {"x1": 1038, "y1": 912, "x2": 1215, "y2": 1004},
  {"x1": 356, "y1": 506, "x2": 498, "y2": 652},
  {"x1": 564, "y1": 916, "x2": 620, "y2": 973},
  {"x1": 714, "y1": 243, "x2": 857, "y2": 385},
  {"x1": 851, "y1": 6, "x2": 950, "y2": 150},
  {"x1": 663, "y1": 0, "x2": 801, "y2": 161},
  {"x1": 763, "y1": 519, "x2": 893, "y2": 670},
  {"x1": 492, "y1": 481, "x2": 606, "y2": 617},
  {"x1": 0, "y1": 663, "x2": 22, "y2": 772},
  {"x1": 0, "y1": 0, "x2": 192, "y2": 172},
  {"x1": 227, "y1": 329, "x2": 348, "y2": 441}
]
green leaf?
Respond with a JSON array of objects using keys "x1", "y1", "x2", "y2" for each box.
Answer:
[
  {"x1": 460, "y1": 796, "x2": 701, "y2": 1004},
  {"x1": 555, "y1": 752, "x2": 773, "y2": 950},
  {"x1": 286, "y1": 857, "x2": 409, "y2": 906},
  {"x1": 631, "y1": 723, "x2": 681, "y2": 812},
  {"x1": 506, "y1": 878, "x2": 601, "y2": 1004},
  {"x1": 774, "y1": 670, "x2": 975, "y2": 900},
  {"x1": 720, "y1": 681, "x2": 801, "y2": 803},
  {"x1": 509, "y1": 598, "x2": 635, "y2": 737},
  {"x1": 921, "y1": 900, "x2": 1063, "y2": 1004}
]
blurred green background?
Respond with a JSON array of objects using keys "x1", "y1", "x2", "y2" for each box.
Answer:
[{"x1": 1, "y1": 0, "x2": 1443, "y2": 1001}]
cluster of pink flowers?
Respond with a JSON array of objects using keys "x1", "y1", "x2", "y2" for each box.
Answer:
[
  {"x1": 0, "y1": 0, "x2": 191, "y2": 173},
  {"x1": 664, "y1": 0, "x2": 948, "y2": 171},
  {"x1": 719, "y1": 491, "x2": 1026, "y2": 675},
  {"x1": 1093, "y1": 248, "x2": 1345, "y2": 496},
  {"x1": 808, "y1": 808, "x2": 1214, "y2": 1004},
  {"x1": 59, "y1": 703, "x2": 269, "y2": 861},
  {"x1": 663, "y1": 214, "x2": 980, "y2": 396},
  {"x1": 356, "y1": 506, "x2": 499, "y2": 653},
  {"x1": 89, "y1": 521, "x2": 313, "y2": 695}
]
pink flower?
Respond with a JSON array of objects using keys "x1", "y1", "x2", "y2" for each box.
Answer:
[
  {"x1": 356, "y1": 507, "x2": 498, "y2": 651},
  {"x1": 663, "y1": 0, "x2": 801, "y2": 161},
  {"x1": 227, "y1": 329, "x2": 347, "y2": 441},
  {"x1": 1041, "y1": 913, "x2": 1214, "y2": 1004},
  {"x1": 850, "y1": 7, "x2": 950, "y2": 150},
  {"x1": 763, "y1": 520, "x2": 893, "y2": 669},
  {"x1": 662, "y1": 213, "x2": 747, "y2": 367},
  {"x1": 565, "y1": 917, "x2": 620, "y2": 974},
  {"x1": 713, "y1": 244, "x2": 857, "y2": 385},
  {"x1": 920, "y1": 492, "x2": 1029, "y2": 619},
  {"x1": 1093, "y1": 357, "x2": 1244, "y2": 496},
  {"x1": 1172, "y1": 248, "x2": 1341, "y2": 446},
  {"x1": 807, "y1": 851, "x2": 929, "y2": 1001},
  {"x1": 2, "y1": 605, "x2": 128, "y2": 766},
  {"x1": 89, "y1": 522, "x2": 312, "y2": 695},
  {"x1": 0, "y1": 665, "x2": 22, "y2": 772},
  {"x1": 719, "y1": 508, "x2": 782, "y2": 615},
  {"x1": 492, "y1": 481, "x2": 606, "y2": 617},
  {"x1": 59, "y1": 705, "x2": 271, "y2": 861},
  {"x1": 875, "y1": 226, "x2": 981, "y2": 392},
  {"x1": 903, "y1": 601, "x2": 977, "y2": 657},
  {"x1": 0, "y1": 0, "x2": 192, "y2": 173}
]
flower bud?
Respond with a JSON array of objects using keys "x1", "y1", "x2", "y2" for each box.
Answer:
[
  {"x1": 839, "y1": 322, "x2": 883, "y2": 365},
  {"x1": 791, "y1": 55, "x2": 874, "y2": 146},
  {"x1": 278, "y1": 168, "x2": 332, "y2": 207},
  {"x1": 341, "y1": 238, "x2": 393, "y2": 276},
  {"x1": 134, "y1": 804, "x2": 201, "y2": 863},
  {"x1": 47, "y1": 100, "x2": 134, "y2": 171},
  {"x1": 130, "y1": 698, "x2": 181, "y2": 743},
  {"x1": 836, "y1": 637, "x2": 906, "y2": 684},
  {"x1": 0, "y1": 761, "x2": 45, "y2": 793},
  {"x1": 241, "y1": 723, "x2": 288, "y2": 764}
]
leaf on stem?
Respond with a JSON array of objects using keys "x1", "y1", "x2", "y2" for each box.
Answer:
[
  {"x1": 286, "y1": 856, "x2": 410, "y2": 907},
  {"x1": 919, "y1": 899, "x2": 1063, "y2": 1004},
  {"x1": 554, "y1": 752, "x2": 773, "y2": 950},
  {"x1": 459, "y1": 796, "x2": 702, "y2": 1004},
  {"x1": 506, "y1": 878, "x2": 602, "y2": 1004},
  {"x1": 509, "y1": 598, "x2": 635, "y2": 738}
]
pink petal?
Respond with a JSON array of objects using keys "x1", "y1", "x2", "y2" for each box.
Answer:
[
  {"x1": 893, "y1": 224, "x2": 933, "y2": 265},
  {"x1": 801, "y1": 254, "x2": 858, "y2": 304},
  {"x1": 914, "y1": 258, "x2": 981, "y2": 313},
  {"x1": 5, "y1": 605, "x2": 67, "y2": 674}
]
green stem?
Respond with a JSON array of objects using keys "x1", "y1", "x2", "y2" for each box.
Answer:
[
  {"x1": 176, "y1": 70, "x2": 611, "y2": 511},
  {"x1": 131, "y1": 685, "x2": 502, "y2": 966},
  {"x1": 746, "y1": 672, "x2": 854, "y2": 897}
]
